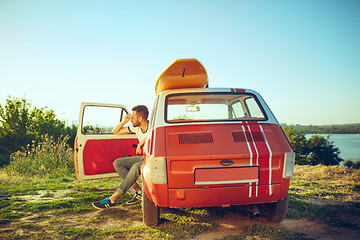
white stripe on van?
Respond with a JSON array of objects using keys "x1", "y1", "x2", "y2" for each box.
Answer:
[
  {"x1": 247, "y1": 125, "x2": 259, "y2": 197},
  {"x1": 259, "y1": 125, "x2": 273, "y2": 196},
  {"x1": 241, "y1": 125, "x2": 253, "y2": 198}
]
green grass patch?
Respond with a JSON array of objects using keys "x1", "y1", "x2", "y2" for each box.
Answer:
[
  {"x1": 16, "y1": 221, "x2": 42, "y2": 230},
  {"x1": 0, "y1": 210, "x2": 26, "y2": 224},
  {"x1": 28, "y1": 212, "x2": 50, "y2": 220},
  {"x1": 287, "y1": 194, "x2": 360, "y2": 222},
  {"x1": 39, "y1": 192, "x2": 54, "y2": 198},
  {"x1": 55, "y1": 225, "x2": 170, "y2": 240},
  {"x1": 156, "y1": 208, "x2": 218, "y2": 239},
  {"x1": 287, "y1": 195, "x2": 338, "y2": 220}
]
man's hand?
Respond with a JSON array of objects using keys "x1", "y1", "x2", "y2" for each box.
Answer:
[
  {"x1": 112, "y1": 114, "x2": 131, "y2": 134},
  {"x1": 136, "y1": 144, "x2": 143, "y2": 154},
  {"x1": 136, "y1": 138, "x2": 146, "y2": 154},
  {"x1": 123, "y1": 114, "x2": 131, "y2": 122}
]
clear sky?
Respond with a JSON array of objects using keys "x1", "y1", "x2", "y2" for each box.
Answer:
[{"x1": 1, "y1": 0, "x2": 359, "y2": 125}]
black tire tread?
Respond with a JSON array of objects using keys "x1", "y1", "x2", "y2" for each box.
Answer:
[
  {"x1": 142, "y1": 189, "x2": 160, "y2": 226},
  {"x1": 263, "y1": 193, "x2": 289, "y2": 223}
]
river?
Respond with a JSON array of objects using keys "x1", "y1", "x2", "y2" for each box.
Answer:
[{"x1": 306, "y1": 134, "x2": 360, "y2": 162}]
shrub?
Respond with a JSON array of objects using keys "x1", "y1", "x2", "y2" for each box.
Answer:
[
  {"x1": 282, "y1": 126, "x2": 343, "y2": 166},
  {"x1": 307, "y1": 134, "x2": 342, "y2": 165},
  {"x1": 344, "y1": 159, "x2": 360, "y2": 169},
  {"x1": 0, "y1": 96, "x2": 77, "y2": 166},
  {"x1": 7, "y1": 134, "x2": 74, "y2": 177},
  {"x1": 344, "y1": 159, "x2": 355, "y2": 168},
  {"x1": 282, "y1": 126, "x2": 310, "y2": 164},
  {"x1": 354, "y1": 161, "x2": 360, "y2": 169}
]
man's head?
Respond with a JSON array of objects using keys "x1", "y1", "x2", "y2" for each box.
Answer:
[{"x1": 130, "y1": 105, "x2": 149, "y2": 127}]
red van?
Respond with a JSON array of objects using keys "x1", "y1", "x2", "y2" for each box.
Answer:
[{"x1": 74, "y1": 59, "x2": 295, "y2": 226}]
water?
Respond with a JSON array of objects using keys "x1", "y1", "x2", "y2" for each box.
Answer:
[{"x1": 306, "y1": 134, "x2": 360, "y2": 161}]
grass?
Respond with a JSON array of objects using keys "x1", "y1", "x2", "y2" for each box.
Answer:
[
  {"x1": 1, "y1": 166, "x2": 360, "y2": 239},
  {"x1": 1, "y1": 136, "x2": 360, "y2": 239},
  {"x1": 7, "y1": 134, "x2": 74, "y2": 178},
  {"x1": 289, "y1": 165, "x2": 360, "y2": 202}
]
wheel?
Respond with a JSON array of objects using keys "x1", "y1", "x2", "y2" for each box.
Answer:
[
  {"x1": 261, "y1": 193, "x2": 289, "y2": 222},
  {"x1": 142, "y1": 189, "x2": 159, "y2": 226}
]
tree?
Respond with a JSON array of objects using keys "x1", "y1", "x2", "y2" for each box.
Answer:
[
  {"x1": 282, "y1": 126, "x2": 310, "y2": 165},
  {"x1": 0, "y1": 97, "x2": 32, "y2": 166},
  {"x1": 0, "y1": 96, "x2": 76, "y2": 166},
  {"x1": 282, "y1": 125, "x2": 343, "y2": 166},
  {"x1": 307, "y1": 134, "x2": 343, "y2": 166}
]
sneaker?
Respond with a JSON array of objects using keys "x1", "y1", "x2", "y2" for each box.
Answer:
[
  {"x1": 92, "y1": 197, "x2": 116, "y2": 210},
  {"x1": 126, "y1": 192, "x2": 142, "y2": 205}
]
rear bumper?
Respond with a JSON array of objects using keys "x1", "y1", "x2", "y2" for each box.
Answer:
[{"x1": 165, "y1": 184, "x2": 282, "y2": 208}]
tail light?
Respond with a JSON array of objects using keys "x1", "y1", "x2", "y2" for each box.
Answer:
[
  {"x1": 150, "y1": 157, "x2": 167, "y2": 184},
  {"x1": 283, "y1": 152, "x2": 295, "y2": 178}
]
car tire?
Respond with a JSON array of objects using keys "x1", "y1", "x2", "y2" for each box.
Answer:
[
  {"x1": 261, "y1": 193, "x2": 289, "y2": 223},
  {"x1": 142, "y1": 189, "x2": 159, "y2": 226}
]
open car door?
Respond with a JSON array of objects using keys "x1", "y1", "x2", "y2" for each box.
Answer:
[{"x1": 74, "y1": 102, "x2": 140, "y2": 181}]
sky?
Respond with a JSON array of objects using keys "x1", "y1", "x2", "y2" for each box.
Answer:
[{"x1": 0, "y1": 0, "x2": 359, "y2": 126}]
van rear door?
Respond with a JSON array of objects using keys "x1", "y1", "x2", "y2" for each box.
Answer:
[{"x1": 74, "y1": 102, "x2": 140, "y2": 181}]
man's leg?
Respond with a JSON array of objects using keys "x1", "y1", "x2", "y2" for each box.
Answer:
[
  {"x1": 113, "y1": 156, "x2": 142, "y2": 179},
  {"x1": 111, "y1": 161, "x2": 143, "y2": 201},
  {"x1": 92, "y1": 161, "x2": 143, "y2": 209},
  {"x1": 113, "y1": 156, "x2": 142, "y2": 193}
]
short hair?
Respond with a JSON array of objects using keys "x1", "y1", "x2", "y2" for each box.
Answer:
[{"x1": 132, "y1": 105, "x2": 149, "y2": 120}]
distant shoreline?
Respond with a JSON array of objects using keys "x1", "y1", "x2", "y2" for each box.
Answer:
[{"x1": 281, "y1": 123, "x2": 360, "y2": 134}]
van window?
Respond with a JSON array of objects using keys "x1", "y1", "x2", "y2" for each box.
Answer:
[
  {"x1": 166, "y1": 93, "x2": 266, "y2": 123},
  {"x1": 82, "y1": 106, "x2": 128, "y2": 134},
  {"x1": 244, "y1": 97, "x2": 264, "y2": 118}
]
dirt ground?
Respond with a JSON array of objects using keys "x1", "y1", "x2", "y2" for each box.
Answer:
[
  {"x1": 196, "y1": 213, "x2": 360, "y2": 240},
  {"x1": 196, "y1": 196, "x2": 360, "y2": 240},
  {"x1": 7, "y1": 190, "x2": 360, "y2": 240},
  {"x1": 198, "y1": 196, "x2": 360, "y2": 240}
]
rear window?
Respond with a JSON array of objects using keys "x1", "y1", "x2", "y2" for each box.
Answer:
[{"x1": 166, "y1": 92, "x2": 267, "y2": 122}]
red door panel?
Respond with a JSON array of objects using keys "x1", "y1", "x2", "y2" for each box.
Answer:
[{"x1": 83, "y1": 138, "x2": 140, "y2": 175}]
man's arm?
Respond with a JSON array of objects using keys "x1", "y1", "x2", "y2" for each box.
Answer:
[
  {"x1": 136, "y1": 138, "x2": 147, "y2": 154},
  {"x1": 112, "y1": 114, "x2": 131, "y2": 135}
]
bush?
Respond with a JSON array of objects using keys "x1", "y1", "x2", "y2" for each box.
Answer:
[
  {"x1": 0, "y1": 96, "x2": 77, "y2": 166},
  {"x1": 344, "y1": 159, "x2": 355, "y2": 168},
  {"x1": 354, "y1": 161, "x2": 360, "y2": 169},
  {"x1": 282, "y1": 126, "x2": 310, "y2": 164},
  {"x1": 282, "y1": 126, "x2": 343, "y2": 166},
  {"x1": 6, "y1": 134, "x2": 74, "y2": 177},
  {"x1": 306, "y1": 134, "x2": 342, "y2": 166},
  {"x1": 344, "y1": 159, "x2": 360, "y2": 169}
]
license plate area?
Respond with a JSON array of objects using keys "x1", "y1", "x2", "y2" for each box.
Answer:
[{"x1": 195, "y1": 167, "x2": 259, "y2": 185}]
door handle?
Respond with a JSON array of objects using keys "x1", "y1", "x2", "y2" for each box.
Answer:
[{"x1": 220, "y1": 159, "x2": 233, "y2": 166}]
